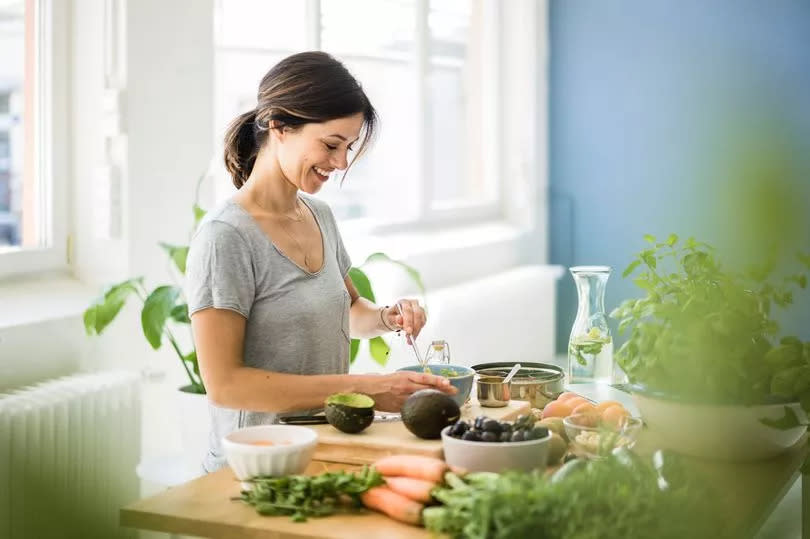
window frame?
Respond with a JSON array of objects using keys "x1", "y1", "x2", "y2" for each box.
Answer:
[
  {"x1": 0, "y1": 0, "x2": 69, "y2": 280},
  {"x1": 213, "y1": 0, "x2": 507, "y2": 233}
]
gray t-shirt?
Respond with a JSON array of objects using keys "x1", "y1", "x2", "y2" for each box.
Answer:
[{"x1": 185, "y1": 195, "x2": 352, "y2": 472}]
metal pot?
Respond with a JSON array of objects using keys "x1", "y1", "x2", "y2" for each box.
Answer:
[{"x1": 471, "y1": 362, "x2": 565, "y2": 409}]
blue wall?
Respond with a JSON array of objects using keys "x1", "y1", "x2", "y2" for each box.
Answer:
[{"x1": 549, "y1": 0, "x2": 810, "y2": 353}]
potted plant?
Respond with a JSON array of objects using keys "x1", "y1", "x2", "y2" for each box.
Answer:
[
  {"x1": 83, "y1": 182, "x2": 425, "y2": 464},
  {"x1": 611, "y1": 234, "x2": 810, "y2": 461}
]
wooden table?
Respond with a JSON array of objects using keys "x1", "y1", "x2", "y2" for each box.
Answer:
[{"x1": 122, "y1": 395, "x2": 808, "y2": 539}]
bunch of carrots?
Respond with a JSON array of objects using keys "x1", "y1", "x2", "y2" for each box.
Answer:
[{"x1": 361, "y1": 454, "x2": 451, "y2": 526}]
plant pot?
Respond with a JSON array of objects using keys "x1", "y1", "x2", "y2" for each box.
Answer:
[
  {"x1": 176, "y1": 385, "x2": 210, "y2": 473},
  {"x1": 632, "y1": 388, "x2": 806, "y2": 462}
]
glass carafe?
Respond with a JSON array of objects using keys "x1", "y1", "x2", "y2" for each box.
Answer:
[{"x1": 568, "y1": 266, "x2": 614, "y2": 384}]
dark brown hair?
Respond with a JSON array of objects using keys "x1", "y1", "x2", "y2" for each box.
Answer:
[{"x1": 223, "y1": 51, "x2": 377, "y2": 188}]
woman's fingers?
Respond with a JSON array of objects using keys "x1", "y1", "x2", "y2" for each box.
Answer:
[{"x1": 396, "y1": 299, "x2": 427, "y2": 338}]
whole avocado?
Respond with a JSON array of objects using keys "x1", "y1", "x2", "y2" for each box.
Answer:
[{"x1": 401, "y1": 389, "x2": 461, "y2": 439}]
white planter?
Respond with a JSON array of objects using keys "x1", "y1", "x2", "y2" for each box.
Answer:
[
  {"x1": 633, "y1": 392, "x2": 806, "y2": 462},
  {"x1": 175, "y1": 386, "x2": 210, "y2": 474}
]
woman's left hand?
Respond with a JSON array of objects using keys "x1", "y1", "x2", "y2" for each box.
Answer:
[{"x1": 385, "y1": 299, "x2": 426, "y2": 341}]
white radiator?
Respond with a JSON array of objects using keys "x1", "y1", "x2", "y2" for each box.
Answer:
[{"x1": 0, "y1": 371, "x2": 141, "y2": 539}]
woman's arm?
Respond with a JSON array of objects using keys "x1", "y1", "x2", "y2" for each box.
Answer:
[
  {"x1": 345, "y1": 275, "x2": 426, "y2": 339},
  {"x1": 192, "y1": 307, "x2": 452, "y2": 413}
]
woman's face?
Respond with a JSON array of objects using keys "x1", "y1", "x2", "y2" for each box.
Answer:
[{"x1": 273, "y1": 113, "x2": 365, "y2": 194}]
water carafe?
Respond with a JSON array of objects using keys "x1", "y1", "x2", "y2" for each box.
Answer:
[{"x1": 568, "y1": 266, "x2": 614, "y2": 384}]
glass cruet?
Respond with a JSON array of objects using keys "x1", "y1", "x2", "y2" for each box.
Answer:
[
  {"x1": 424, "y1": 340, "x2": 451, "y2": 365},
  {"x1": 568, "y1": 266, "x2": 614, "y2": 384}
]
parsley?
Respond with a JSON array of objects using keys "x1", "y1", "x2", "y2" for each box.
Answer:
[{"x1": 239, "y1": 466, "x2": 384, "y2": 522}]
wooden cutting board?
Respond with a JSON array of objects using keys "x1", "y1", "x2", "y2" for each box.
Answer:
[{"x1": 308, "y1": 399, "x2": 531, "y2": 465}]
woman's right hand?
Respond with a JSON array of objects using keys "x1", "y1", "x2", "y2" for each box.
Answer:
[{"x1": 364, "y1": 371, "x2": 458, "y2": 412}]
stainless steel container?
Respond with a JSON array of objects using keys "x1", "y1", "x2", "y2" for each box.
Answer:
[
  {"x1": 471, "y1": 362, "x2": 565, "y2": 409},
  {"x1": 476, "y1": 376, "x2": 511, "y2": 407}
]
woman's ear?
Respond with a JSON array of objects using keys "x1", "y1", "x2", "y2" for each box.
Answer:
[{"x1": 268, "y1": 120, "x2": 286, "y2": 143}]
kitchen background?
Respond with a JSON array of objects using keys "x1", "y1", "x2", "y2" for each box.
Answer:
[{"x1": 0, "y1": 0, "x2": 808, "y2": 538}]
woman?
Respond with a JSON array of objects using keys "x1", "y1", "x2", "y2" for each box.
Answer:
[{"x1": 186, "y1": 51, "x2": 455, "y2": 472}]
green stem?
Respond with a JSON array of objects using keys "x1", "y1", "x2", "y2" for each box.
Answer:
[{"x1": 166, "y1": 328, "x2": 200, "y2": 390}]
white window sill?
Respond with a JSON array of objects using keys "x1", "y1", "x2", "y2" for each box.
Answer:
[
  {"x1": 341, "y1": 219, "x2": 526, "y2": 264},
  {"x1": 0, "y1": 272, "x2": 97, "y2": 329}
]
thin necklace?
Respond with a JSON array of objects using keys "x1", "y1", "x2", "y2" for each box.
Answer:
[{"x1": 258, "y1": 198, "x2": 317, "y2": 272}]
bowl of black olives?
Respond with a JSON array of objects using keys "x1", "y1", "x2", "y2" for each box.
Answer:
[{"x1": 441, "y1": 414, "x2": 551, "y2": 473}]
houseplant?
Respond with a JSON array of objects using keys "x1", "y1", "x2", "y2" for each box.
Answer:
[{"x1": 610, "y1": 234, "x2": 810, "y2": 460}]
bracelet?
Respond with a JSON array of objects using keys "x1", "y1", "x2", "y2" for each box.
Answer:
[{"x1": 380, "y1": 305, "x2": 398, "y2": 332}]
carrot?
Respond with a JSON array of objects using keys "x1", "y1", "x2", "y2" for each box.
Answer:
[
  {"x1": 361, "y1": 486, "x2": 424, "y2": 525},
  {"x1": 383, "y1": 476, "x2": 436, "y2": 503},
  {"x1": 373, "y1": 455, "x2": 448, "y2": 483}
]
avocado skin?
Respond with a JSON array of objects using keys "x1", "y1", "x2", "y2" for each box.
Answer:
[
  {"x1": 401, "y1": 389, "x2": 461, "y2": 439},
  {"x1": 325, "y1": 401, "x2": 375, "y2": 434}
]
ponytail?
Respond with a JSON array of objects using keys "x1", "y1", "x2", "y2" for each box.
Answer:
[{"x1": 223, "y1": 109, "x2": 267, "y2": 189}]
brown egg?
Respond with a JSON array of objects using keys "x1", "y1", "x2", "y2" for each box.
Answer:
[
  {"x1": 572, "y1": 402, "x2": 597, "y2": 416},
  {"x1": 594, "y1": 400, "x2": 624, "y2": 414},
  {"x1": 542, "y1": 400, "x2": 574, "y2": 419},
  {"x1": 565, "y1": 397, "x2": 588, "y2": 410},
  {"x1": 601, "y1": 405, "x2": 630, "y2": 427}
]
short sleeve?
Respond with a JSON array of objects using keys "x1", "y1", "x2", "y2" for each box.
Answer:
[{"x1": 185, "y1": 220, "x2": 255, "y2": 318}]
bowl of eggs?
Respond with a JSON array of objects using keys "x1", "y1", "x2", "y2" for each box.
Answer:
[{"x1": 541, "y1": 392, "x2": 642, "y2": 458}]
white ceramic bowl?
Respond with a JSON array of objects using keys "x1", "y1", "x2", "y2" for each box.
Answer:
[
  {"x1": 222, "y1": 425, "x2": 318, "y2": 480},
  {"x1": 441, "y1": 426, "x2": 551, "y2": 473},
  {"x1": 633, "y1": 392, "x2": 806, "y2": 462}
]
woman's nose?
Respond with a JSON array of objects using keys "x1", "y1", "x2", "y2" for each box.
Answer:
[{"x1": 330, "y1": 150, "x2": 349, "y2": 171}]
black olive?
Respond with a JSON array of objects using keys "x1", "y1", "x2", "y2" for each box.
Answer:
[
  {"x1": 462, "y1": 430, "x2": 481, "y2": 442},
  {"x1": 481, "y1": 419, "x2": 502, "y2": 434},
  {"x1": 499, "y1": 421, "x2": 513, "y2": 433},
  {"x1": 510, "y1": 430, "x2": 525, "y2": 442},
  {"x1": 480, "y1": 431, "x2": 498, "y2": 443},
  {"x1": 449, "y1": 421, "x2": 469, "y2": 437},
  {"x1": 474, "y1": 416, "x2": 487, "y2": 430},
  {"x1": 499, "y1": 431, "x2": 512, "y2": 442}
]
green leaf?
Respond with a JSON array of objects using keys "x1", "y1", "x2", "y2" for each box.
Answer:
[
  {"x1": 349, "y1": 338, "x2": 360, "y2": 364},
  {"x1": 798, "y1": 253, "x2": 810, "y2": 270},
  {"x1": 666, "y1": 234, "x2": 678, "y2": 247},
  {"x1": 141, "y1": 286, "x2": 181, "y2": 349},
  {"x1": 160, "y1": 242, "x2": 190, "y2": 274},
  {"x1": 84, "y1": 278, "x2": 143, "y2": 335},
  {"x1": 643, "y1": 234, "x2": 656, "y2": 244},
  {"x1": 760, "y1": 406, "x2": 801, "y2": 430},
  {"x1": 800, "y1": 390, "x2": 810, "y2": 415},
  {"x1": 771, "y1": 367, "x2": 804, "y2": 397},
  {"x1": 363, "y1": 252, "x2": 427, "y2": 297},
  {"x1": 369, "y1": 336, "x2": 390, "y2": 366},
  {"x1": 622, "y1": 260, "x2": 641, "y2": 278},
  {"x1": 193, "y1": 204, "x2": 206, "y2": 226},
  {"x1": 348, "y1": 267, "x2": 375, "y2": 302},
  {"x1": 170, "y1": 304, "x2": 191, "y2": 324}
]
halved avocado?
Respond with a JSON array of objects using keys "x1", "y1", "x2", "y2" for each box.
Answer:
[
  {"x1": 401, "y1": 389, "x2": 461, "y2": 439},
  {"x1": 325, "y1": 393, "x2": 375, "y2": 434}
]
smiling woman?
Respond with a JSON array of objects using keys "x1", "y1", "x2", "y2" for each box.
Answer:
[{"x1": 186, "y1": 51, "x2": 456, "y2": 473}]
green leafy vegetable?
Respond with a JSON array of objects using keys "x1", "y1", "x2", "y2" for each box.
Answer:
[
  {"x1": 240, "y1": 466, "x2": 384, "y2": 522},
  {"x1": 424, "y1": 451, "x2": 717, "y2": 539}
]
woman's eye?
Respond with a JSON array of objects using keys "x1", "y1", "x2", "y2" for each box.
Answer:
[{"x1": 324, "y1": 143, "x2": 337, "y2": 151}]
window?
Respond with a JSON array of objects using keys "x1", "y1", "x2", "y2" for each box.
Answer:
[
  {"x1": 0, "y1": 0, "x2": 68, "y2": 278},
  {"x1": 214, "y1": 0, "x2": 506, "y2": 230}
]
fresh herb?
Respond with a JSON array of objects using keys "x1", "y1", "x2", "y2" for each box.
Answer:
[
  {"x1": 423, "y1": 449, "x2": 717, "y2": 539},
  {"x1": 239, "y1": 466, "x2": 384, "y2": 522},
  {"x1": 568, "y1": 329, "x2": 612, "y2": 367},
  {"x1": 611, "y1": 234, "x2": 810, "y2": 406},
  {"x1": 424, "y1": 367, "x2": 462, "y2": 378}
]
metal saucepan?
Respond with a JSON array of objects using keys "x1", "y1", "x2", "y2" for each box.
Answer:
[{"x1": 471, "y1": 362, "x2": 565, "y2": 409}]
